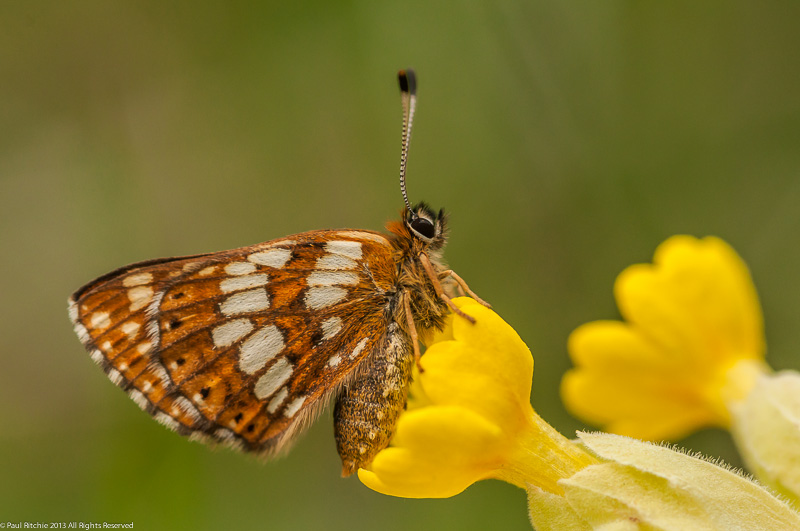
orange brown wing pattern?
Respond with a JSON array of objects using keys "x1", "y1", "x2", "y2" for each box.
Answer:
[{"x1": 69, "y1": 229, "x2": 399, "y2": 455}]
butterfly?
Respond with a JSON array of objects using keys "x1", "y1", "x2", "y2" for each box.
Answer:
[{"x1": 68, "y1": 69, "x2": 487, "y2": 476}]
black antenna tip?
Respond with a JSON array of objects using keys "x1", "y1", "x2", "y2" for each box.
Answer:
[{"x1": 398, "y1": 69, "x2": 416, "y2": 95}]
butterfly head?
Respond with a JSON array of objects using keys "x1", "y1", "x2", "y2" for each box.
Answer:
[{"x1": 406, "y1": 201, "x2": 447, "y2": 250}]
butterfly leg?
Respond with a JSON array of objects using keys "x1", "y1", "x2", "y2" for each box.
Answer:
[
  {"x1": 418, "y1": 253, "x2": 476, "y2": 324},
  {"x1": 402, "y1": 290, "x2": 424, "y2": 373},
  {"x1": 438, "y1": 269, "x2": 491, "y2": 308}
]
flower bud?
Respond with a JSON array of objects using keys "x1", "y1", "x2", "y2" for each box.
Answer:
[{"x1": 729, "y1": 370, "x2": 800, "y2": 504}]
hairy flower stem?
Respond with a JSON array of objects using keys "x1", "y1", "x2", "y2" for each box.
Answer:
[{"x1": 494, "y1": 411, "x2": 598, "y2": 494}]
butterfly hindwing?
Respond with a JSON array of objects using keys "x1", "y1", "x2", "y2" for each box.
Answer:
[{"x1": 69, "y1": 229, "x2": 400, "y2": 454}]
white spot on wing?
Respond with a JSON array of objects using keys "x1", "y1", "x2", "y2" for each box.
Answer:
[
  {"x1": 128, "y1": 286, "x2": 154, "y2": 311},
  {"x1": 90, "y1": 311, "x2": 111, "y2": 330},
  {"x1": 214, "y1": 428, "x2": 244, "y2": 450},
  {"x1": 327, "y1": 354, "x2": 341, "y2": 367},
  {"x1": 198, "y1": 266, "x2": 217, "y2": 276},
  {"x1": 220, "y1": 273, "x2": 269, "y2": 293},
  {"x1": 144, "y1": 290, "x2": 165, "y2": 349},
  {"x1": 268, "y1": 239, "x2": 296, "y2": 247},
  {"x1": 189, "y1": 431, "x2": 209, "y2": 443},
  {"x1": 321, "y1": 316, "x2": 343, "y2": 341},
  {"x1": 154, "y1": 412, "x2": 179, "y2": 431},
  {"x1": 325, "y1": 240, "x2": 362, "y2": 259},
  {"x1": 212, "y1": 318, "x2": 254, "y2": 348},
  {"x1": 254, "y1": 358, "x2": 293, "y2": 400},
  {"x1": 107, "y1": 368, "x2": 123, "y2": 385},
  {"x1": 283, "y1": 396, "x2": 307, "y2": 418},
  {"x1": 225, "y1": 262, "x2": 257, "y2": 276},
  {"x1": 315, "y1": 254, "x2": 358, "y2": 270},
  {"x1": 74, "y1": 323, "x2": 90, "y2": 344},
  {"x1": 220, "y1": 288, "x2": 270, "y2": 316},
  {"x1": 350, "y1": 337, "x2": 369, "y2": 359},
  {"x1": 304, "y1": 286, "x2": 347, "y2": 310},
  {"x1": 267, "y1": 386, "x2": 289, "y2": 413},
  {"x1": 174, "y1": 396, "x2": 201, "y2": 422},
  {"x1": 150, "y1": 363, "x2": 171, "y2": 386},
  {"x1": 335, "y1": 231, "x2": 391, "y2": 246},
  {"x1": 306, "y1": 271, "x2": 359, "y2": 287},
  {"x1": 248, "y1": 248, "x2": 292, "y2": 269},
  {"x1": 137, "y1": 341, "x2": 153, "y2": 354},
  {"x1": 121, "y1": 321, "x2": 140, "y2": 339},
  {"x1": 128, "y1": 389, "x2": 149, "y2": 410},
  {"x1": 123, "y1": 272, "x2": 153, "y2": 287},
  {"x1": 239, "y1": 324, "x2": 285, "y2": 375},
  {"x1": 67, "y1": 298, "x2": 79, "y2": 323},
  {"x1": 90, "y1": 349, "x2": 103, "y2": 364}
]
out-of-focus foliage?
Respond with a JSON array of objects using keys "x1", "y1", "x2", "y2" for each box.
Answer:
[{"x1": 2, "y1": 2, "x2": 800, "y2": 530}]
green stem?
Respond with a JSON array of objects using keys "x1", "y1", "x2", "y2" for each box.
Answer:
[{"x1": 493, "y1": 410, "x2": 598, "y2": 495}]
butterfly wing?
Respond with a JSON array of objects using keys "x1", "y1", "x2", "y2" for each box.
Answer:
[{"x1": 69, "y1": 229, "x2": 399, "y2": 455}]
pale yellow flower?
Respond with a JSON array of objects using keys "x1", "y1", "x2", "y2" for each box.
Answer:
[
  {"x1": 729, "y1": 370, "x2": 800, "y2": 502},
  {"x1": 528, "y1": 432, "x2": 800, "y2": 530}
]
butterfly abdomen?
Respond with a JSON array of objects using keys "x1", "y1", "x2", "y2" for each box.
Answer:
[{"x1": 333, "y1": 323, "x2": 414, "y2": 477}]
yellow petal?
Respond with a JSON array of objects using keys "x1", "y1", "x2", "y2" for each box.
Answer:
[
  {"x1": 417, "y1": 302, "x2": 532, "y2": 432},
  {"x1": 564, "y1": 321, "x2": 722, "y2": 440},
  {"x1": 358, "y1": 406, "x2": 505, "y2": 498},
  {"x1": 563, "y1": 236, "x2": 765, "y2": 440},
  {"x1": 361, "y1": 297, "x2": 596, "y2": 498},
  {"x1": 616, "y1": 236, "x2": 763, "y2": 365}
]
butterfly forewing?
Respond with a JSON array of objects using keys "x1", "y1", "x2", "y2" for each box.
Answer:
[{"x1": 69, "y1": 229, "x2": 399, "y2": 454}]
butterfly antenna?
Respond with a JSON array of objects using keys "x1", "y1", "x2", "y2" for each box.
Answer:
[{"x1": 398, "y1": 69, "x2": 416, "y2": 214}]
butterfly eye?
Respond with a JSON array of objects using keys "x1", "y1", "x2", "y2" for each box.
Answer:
[{"x1": 410, "y1": 216, "x2": 436, "y2": 240}]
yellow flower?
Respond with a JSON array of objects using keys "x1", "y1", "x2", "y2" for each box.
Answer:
[
  {"x1": 562, "y1": 235, "x2": 770, "y2": 441},
  {"x1": 562, "y1": 235, "x2": 800, "y2": 504},
  {"x1": 357, "y1": 297, "x2": 800, "y2": 529},
  {"x1": 358, "y1": 297, "x2": 597, "y2": 498}
]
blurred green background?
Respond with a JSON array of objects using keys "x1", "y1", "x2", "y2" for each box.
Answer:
[{"x1": 3, "y1": 2, "x2": 800, "y2": 529}]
